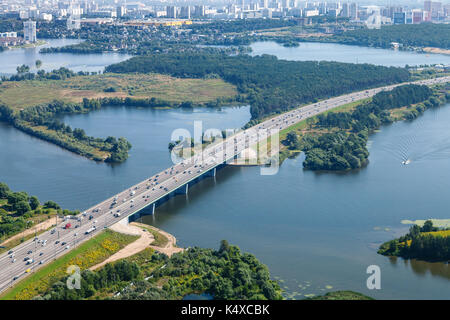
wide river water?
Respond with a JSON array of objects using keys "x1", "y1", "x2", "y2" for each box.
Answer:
[{"x1": 0, "y1": 40, "x2": 449, "y2": 299}]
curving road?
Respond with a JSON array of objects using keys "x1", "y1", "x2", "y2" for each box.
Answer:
[{"x1": 0, "y1": 76, "x2": 448, "y2": 295}]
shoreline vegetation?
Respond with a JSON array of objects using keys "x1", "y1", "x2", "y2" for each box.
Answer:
[
  {"x1": 105, "y1": 53, "x2": 411, "y2": 120},
  {"x1": 2, "y1": 232, "x2": 284, "y2": 300},
  {"x1": 279, "y1": 83, "x2": 450, "y2": 171},
  {"x1": 0, "y1": 182, "x2": 78, "y2": 254},
  {"x1": 297, "y1": 24, "x2": 450, "y2": 55},
  {"x1": 39, "y1": 240, "x2": 283, "y2": 300},
  {"x1": 378, "y1": 220, "x2": 450, "y2": 262},
  {"x1": 1, "y1": 52, "x2": 411, "y2": 163},
  {"x1": 0, "y1": 68, "x2": 237, "y2": 163}
]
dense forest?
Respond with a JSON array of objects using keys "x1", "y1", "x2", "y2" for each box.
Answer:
[
  {"x1": 105, "y1": 53, "x2": 410, "y2": 119},
  {"x1": 378, "y1": 220, "x2": 450, "y2": 262},
  {"x1": 333, "y1": 24, "x2": 450, "y2": 49},
  {"x1": 0, "y1": 182, "x2": 76, "y2": 242},
  {"x1": 39, "y1": 240, "x2": 283, "y2": 300},
  {"x1": 302, "y1": 132, "x2": 369, "y2": 171},
  {"x1": 299, "y1": 84, "x2": 443, "y2": 171}
]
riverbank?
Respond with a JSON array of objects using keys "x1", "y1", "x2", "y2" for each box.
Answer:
[
  {"x1": 0, "y1": 71, "x2": 238, "y2": 163},
  {"x1": 422, "y1": 47, "x2": 450, "y2": 56},
  {"x1": 9, "y1": 40, "x2": 48, "y2": 50},
  {"x1": 277, "y1": 83, "x2": 450, "y2": 170},
  {"x1": 378, "y1": 220, "x2": 450, "y2": 262}
]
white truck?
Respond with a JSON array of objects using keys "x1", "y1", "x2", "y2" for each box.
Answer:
[{"x1": 85, "y1": 226, "x2": 97, "y2": 235}]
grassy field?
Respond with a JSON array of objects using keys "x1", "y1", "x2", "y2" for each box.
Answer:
[
  {"x1": 1, "y1": 229, "x2": 138, "y2": 300},
  {"x1": 422, "y1": 230, "x2": 450, "y2": 237},
  {"x1": 0, "y1": 73, "x2": 238, "y2": 110}
]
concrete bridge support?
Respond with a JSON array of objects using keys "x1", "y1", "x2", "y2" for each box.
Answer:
[
  {"x1": 150, "y1": 202, "x2": 155, "y2": 215},
  {"x1": 175, "y1": 183, "x2": 189, "y2": 195},
  {"x1": 207, "y1": 167, "x2": 216, "y2": 177}
]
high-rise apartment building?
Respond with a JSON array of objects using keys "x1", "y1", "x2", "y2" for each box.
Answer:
[
  {"x1": 166, "y1": 6, "x2": 177, "y2": 18},
  {"x1": 23, "y1": 20, "x2": 36, "y2": 43}
]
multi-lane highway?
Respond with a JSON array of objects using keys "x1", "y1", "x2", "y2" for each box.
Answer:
[{"x1": 0, "y1": 76, "x2": 448, "y2": 295}]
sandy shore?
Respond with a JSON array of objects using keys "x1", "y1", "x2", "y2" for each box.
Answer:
[
  {"x1": 422, "y1": 47, "x2": 450, "y2": 56},
  {"x1": 90, "y1": 221, "x2": 183, "y2": 270}
]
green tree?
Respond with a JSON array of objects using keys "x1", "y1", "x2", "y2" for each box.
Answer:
[
  {"x1": 29, "y1": 196, "x2": 40, "y2": 210},
  {"x1": 15, "y1": 200, "x2": 31, "y2": 215},
  {"x1": 0, "y1": 182, "x2": 10, "y2": 198}
]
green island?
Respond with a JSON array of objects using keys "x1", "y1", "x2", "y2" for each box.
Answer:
[
  {"x1": 279, "y1": 83, "x2": 450, "y2": 171},
  {"x1": 378, "y1": 220, "x2": 450, "y2": 262},
  {"x1": 0, "y1": 67, "x2": 237, "y2": 162},
  {"x1": 0, "y1": 182, "x2": 78, "y2": 254}
]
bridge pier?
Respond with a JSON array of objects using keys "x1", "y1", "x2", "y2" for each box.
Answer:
[
  {"x1": 151, "y1": 202, "x2": 155, "y2": 215},
  {"x1": 206, "y1": 167, "x2": 216, "y2": 177},
  {"x1": 175, "y1": 183, "x2": 189, "y2": 195}
]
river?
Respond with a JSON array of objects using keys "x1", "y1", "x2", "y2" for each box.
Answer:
[
  {"x1": 0, "y1": 41, "x2": 449, "y2": 299},
  {"x1": 0, "y1": 38, "x2": 131, "y2": 76},
  {"x1": 250, "y1": 41, "x2": 450, "y2": 67}
]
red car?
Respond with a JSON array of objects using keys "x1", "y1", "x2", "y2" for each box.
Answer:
[{"x1": 65, "y1": 223, "x2": 72, "y2": 229}]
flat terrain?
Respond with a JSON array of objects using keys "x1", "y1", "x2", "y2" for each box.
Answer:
[{"x1": 0, "y1": 73, "x2": 238, "y2": 110}]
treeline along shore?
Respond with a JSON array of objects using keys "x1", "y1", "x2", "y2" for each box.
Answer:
[{"x1": 295, "y1": 84, "x2": 450, "y2": 171}]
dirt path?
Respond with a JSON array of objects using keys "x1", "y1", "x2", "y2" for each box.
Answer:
[
  {"x1": 133, "y1": 222, "x2": 184, "y2": 257},
  {"x1": 0, "y1": 216, "x2": 57, "y2": 246},
  {"x1": 90, "y1": 222, "x2": 184, "y2": 270},
  {"x1": 90, "y1": 222, "x2": 154, "y2": 271}
]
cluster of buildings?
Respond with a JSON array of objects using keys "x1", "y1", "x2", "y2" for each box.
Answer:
[
  {"x1": 0, "y1": 19, "x2": 35, "y2": 47},
  {"x1": 231, "y1": 1, "x2": 450, "y2": 24},
  {"x1": 0, "y1": 1, "x2": 448, "y2": 39}
]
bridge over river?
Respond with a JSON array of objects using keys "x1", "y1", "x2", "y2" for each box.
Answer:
[{"x1": 0, "y1": 76, "x2": 448, "y2": 294}]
